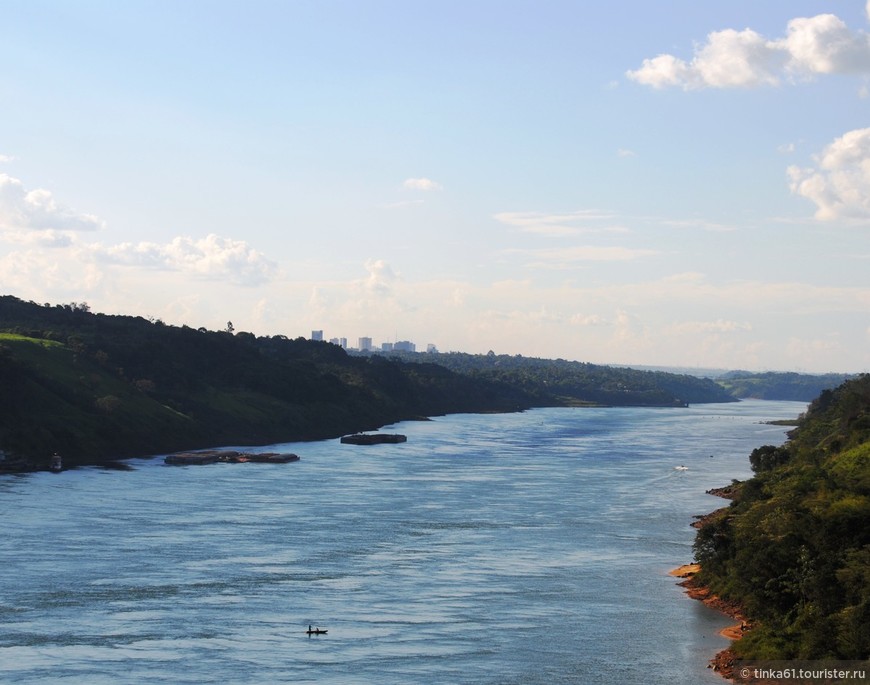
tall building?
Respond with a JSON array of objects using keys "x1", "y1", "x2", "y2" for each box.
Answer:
[
  {"x1": 358, "y1": 336, "x2": 373, "y2": 351},
  {"x1": 311, "y1": 330, "x2": 323, "y2": 341},
  {"x1": 394, "y1": 340, "x2": 416, "y2": 352}
]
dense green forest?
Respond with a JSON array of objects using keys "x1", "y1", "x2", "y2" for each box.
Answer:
[
  {"x1": 0, "y1": 295, "x2": 732, "y2": 469},
  {"x1": 0, "y1": 296, "x2": 530, "y2": 468},
  {"x1": 717, "y1": 370, "x2": 856, "y2": 402},
  {"x1": 693, "y1": 374, "x2": 870, "y2": 659},
  {"x1": 363, "y1": 350, "x2": 736, "y2": 406}
]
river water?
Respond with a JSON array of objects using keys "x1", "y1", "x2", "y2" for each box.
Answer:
[{"x1": 0, "y1": 400, "x2": 805, "y2": 684}]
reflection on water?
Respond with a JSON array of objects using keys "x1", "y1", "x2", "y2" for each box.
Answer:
[{"x1": 0, "y1": 400, "x2": 804, "y2": 684}]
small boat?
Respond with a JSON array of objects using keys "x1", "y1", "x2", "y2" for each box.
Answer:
[
  {"x1": 306, "y1": 625, "x2": 328, "y2": 635},
  {"x1": 49, "y1": 453, "x2": 63, "y2": 472},
  {"x1": 674, "y1": 465, "x2": 689, "y2": 471},
  {"x1": 340, "y1": 433, "x2": 407, "y2": 445}
]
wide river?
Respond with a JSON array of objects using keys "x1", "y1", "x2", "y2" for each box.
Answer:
[{"x1": 0, "y1": 400, "x2": 806, "y2": 684}]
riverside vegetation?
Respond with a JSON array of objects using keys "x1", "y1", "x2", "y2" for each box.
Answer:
[
  {"x1": 693, "y1": 374, "x2": 870, "y2": 661},
  {"x1": 715, "y1": 369, "x2": 856, "y2": 402},
  {"x1": 1, "y1": 295, "x2": 735, "y2": 469}
]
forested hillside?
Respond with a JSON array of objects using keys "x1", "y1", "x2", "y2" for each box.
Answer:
[
  {"x1": 373, "y1": 350, "x2": 736, "y2": 406},
  {"x1": 693, "y1": 374, "x2": 870, "y2": 659},
  {"x1": 0, "y1": 296, "x2": 529, "y2": 468},
  {"x1": 1, "y1": 295, "x2": 735, "y2": 470},
  {"x1": 717, "y1": 370, "x2": 856, "y2": 402}
]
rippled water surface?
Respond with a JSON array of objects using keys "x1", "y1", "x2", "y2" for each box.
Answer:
[{"x1": 0, "y1": 400, "x2": 805, "y2": 684}]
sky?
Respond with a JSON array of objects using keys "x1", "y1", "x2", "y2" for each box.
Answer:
[{"x1": 1, "y1": 0, "x2": 869, "y2": 373}]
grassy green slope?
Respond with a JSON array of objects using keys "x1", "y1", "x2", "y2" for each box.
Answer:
[{"x1": 1, "y1": 334, "x2": 202, "y2": 464}]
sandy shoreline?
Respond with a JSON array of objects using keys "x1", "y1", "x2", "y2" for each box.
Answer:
[{"x1": 671, "y1": 563, "x2": 749, "y2": 679}]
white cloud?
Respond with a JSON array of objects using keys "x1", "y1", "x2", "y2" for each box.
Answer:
[
  {"x1": 784, "y1": 14, "x2": 870, "y2": 76},
  {"x1": 303, "y1": 260, "x2": 410, "y2": 335},
  {"x1": 90, "y1": 234, "x2": 277, "y2": 286},
  {"x1": 508, "y1": 245, "x2": 658, "y2": 267},
  {"x1": 787, "y1": 127, "x2": 870, "y2": 220},
  {"x1": 494, "y1": 210, "x2": 625, "y2": 236},
  {"x1": 0, "y1": 173, "x2": 105, "y2": 234},
  {"x1": 786, "y1": 335, "x2": 842, "y2": 361},
  {"x1": 403, "y1": 177, "x2": 442, "y2": 191},
  {"x1": 659, "y1": 218, "x2": 738, "y2": 232},
  {"x1": 3, "y1": 229, "x2": 75, "y2": 248},
  {"x1": 360, "y1": 258, "x2": 397, "y2": 295},
  {"x1": 570, "y1": 313, "x2": 608, "y2": 326},
  {"x1": 498, "y1": 210, "x2": 743, "y2": 236},
  {"x1": 627, "y1": 13, "x2": 870, "y2": 89},
  {"x1": 0, "y1": 154, "x2": 15, "y2": 163},
  {"x1": 617, "y1": 148, "x2": 636, "y2": 157},
  {"x1": 671, "y1": 319, "x2": 753, "y2": 334}
]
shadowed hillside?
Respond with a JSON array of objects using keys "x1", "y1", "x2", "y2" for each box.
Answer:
[
  {"x1": 2, "y1": 295, "x2": 736, "y2": 470},
  {"x1": 0, "y1": 297, "x2": 530, "y2": 468}
]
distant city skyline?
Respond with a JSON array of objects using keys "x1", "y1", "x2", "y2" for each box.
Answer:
[
  {"x1": 1, "y1": 2, "x2": 869, "y2": 373},
  {"x1": 311, "y1": 329, "x2": 432, "y2": 354}
]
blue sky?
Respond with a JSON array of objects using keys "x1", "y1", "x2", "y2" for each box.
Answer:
[{"x1": 1, "y1": 0, "x2": 869, "y2": 372}]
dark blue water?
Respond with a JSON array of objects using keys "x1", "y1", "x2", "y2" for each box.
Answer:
[{"x1": 0, "y1": 400, "x2": 805, "y2": 684}]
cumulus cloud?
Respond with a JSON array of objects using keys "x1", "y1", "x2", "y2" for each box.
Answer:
[
  {"x1": 303, "y1": 260, "x2": 412, "y2": 337},
  {"x1": 0, "y1": 154, "x2": 15, "y2": 163},
  {"x1": 787, "y1": 127, "x2": 870, "y2": 220},
  {"x1": 627, "y1": 13, "x2": 870, "y2": 89},
  {"x1": 3, "y1": 228, "x2": 75, "y2": 248},
  {"x1": 90, "y1": 234, "x2": 276, "y2": 286},
  {"x1": 361, "y1": 259, "x2": 397, "y2": 295},
  {"x1": 403, "y1": 177, "x2": 442, "y2": 191},
  {"x1": 0, "y1": 173, "x2": 105, "y2": 234}
]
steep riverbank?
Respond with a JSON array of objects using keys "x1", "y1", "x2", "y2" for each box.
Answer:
[{"x1": 686, "y1": 376, "x2": 870, "y2": 664}]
